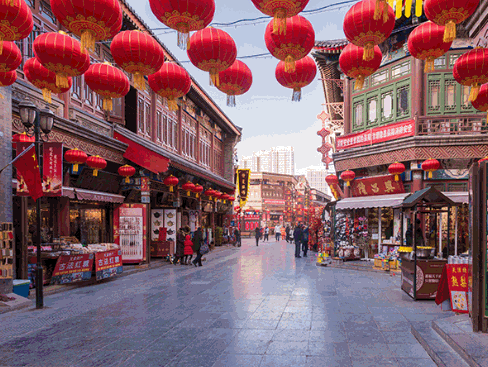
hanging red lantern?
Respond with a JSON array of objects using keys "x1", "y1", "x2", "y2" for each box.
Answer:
[
  {"x1": 163, "y1": 175, "x2": 179, "y2": 192},
  {"x1": 251, "y1": 0, "x2": 310, "y2": 35},
  {"x1": 12, "y1": 132, "x2": 34, "y2": 150},
  {"x1": 479, "y1": 156, "x2": 488, "y2": 164},
  {"x1": 204, "y1": 189, "x2": 215, "y2": 199},
  {"x1": 182, "y1": 181, "x2": 196, "y2": 196},
  {"x1": 388, "y1": 162, "x2": 405, "y2": 181},
  {"x1": 339, "y1": 43, "x2": 382, "y2": 90},
  {"x1": 0, "y1": 0, "x2": 33, "y2": 55},
  {"x1": 216, "y1": 60, "x2": 253, "y2": 107},
  {"x1": 86, "y1": 156, "x2": 107, "y2": 177},
  {"x1": 33, "y1": 31, "x2": 90, "y2": 89},
  {"x1": 51, "y1": 0, "x2": 122, "y2": 52},
  {"x1": 472, "y1": 84, "x2": 488, "y2": 122},
  {"x1": 407, "y1": 22, "x2": 453, "y2": 73},
  {"x1": 118, "y1": 164, "x2": 136, "y2": 183},
  {"x1": 424, "y1": 0, "x2": 480, "y2": 43},
  {"x1": 65, "y1": 148, "x2": 88, "y2": 174},
  {"x1": 0, "y1": 70, "x2": 16, "y2": 98},
  {"x1": 229, "y1": 196, "x2": 235, "y2": 202},
  {"x1": 84, "y1": 62, "x2": 130, "y2": 111},
  {"x1": 340, "y1": 170, "x2": 356, "y2": 187},
  {"x1": 325, "y1": 175, "x2": 339, "y2": 186},
  {"x1": 213, "y1": 191, "x2": 222, "y2": 202},
  {"x1": 275, "y1": 56, "x2": 317, "y2": 102},
  {"x1": 421, "y1": 158, "x2": 441, "y2": 178},
  {"x1": 192, "y1": 184, "x2": 204, "y2": 198},
  {"x1": 148, "y1": 63, "x2": 191, "y2": 111},
  {"x1": 149, "y1": 0, "x2": 215, "y2": 50},
  {"x1": 265, "y1": 15, "x2": 315, "y2": 73},
  {"x1": 187, "y1": 27, "x2": 237, "y2": 87},
  {"x1": 24, "y1": 58, "x2": 72, "y2": 104},
  {"x1": 0, "y1": 41, "x2": 21, "y2": 72},
  {"x1": 453, "y1": 48, "x2": 488, "y2": 102},
  {"x1": 221, "y1": 194, "x2": 230, "y2": 203},
  {"x1": 343, "y1": 0, "x2": 395, "y2": 61},
  {"x1": 111, "y1": 30, "x2": 165, "y2": 91}
]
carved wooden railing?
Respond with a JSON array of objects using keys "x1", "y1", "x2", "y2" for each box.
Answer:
[{"x1": 418, "y1": 114, "x2": 488, "y2": 136}]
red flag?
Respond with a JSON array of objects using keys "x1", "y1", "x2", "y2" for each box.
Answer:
[{"x1": 14, "y1": 145, "x2": 44, "y2": 201}]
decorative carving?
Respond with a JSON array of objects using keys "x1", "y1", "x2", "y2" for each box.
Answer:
[{"x1": 326, "y1": 102, "x2": 344, "y2": 118}]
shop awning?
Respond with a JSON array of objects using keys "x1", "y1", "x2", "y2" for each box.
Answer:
[
  {"x1": 336, "y1": 193, "x2": 411, "y2": 210},
  {"x1": 114, "y1": 132, "x2": 170, "y2": 174},
  {"x1": 442, "y1": 192, "x2": 468, "y2": 204},
  {"x1": 63, "y1": 187, "x2": 125, "y2": 203}
]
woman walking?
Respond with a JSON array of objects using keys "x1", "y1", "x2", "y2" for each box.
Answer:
[
  {"x1": 175, "y1": 228, "x2": 186, "y2": 265},
  {"x1": 255, "y1": 227, "x2": 261, "y2": 246},
  {"x1": 183, "y1": 227, "x2": 193, "y2": 265},
  {"x1": 192, "y1": 227, "x2": 203, "y2": 267}
]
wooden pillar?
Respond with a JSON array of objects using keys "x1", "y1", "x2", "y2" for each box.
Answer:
[
  {"x1": 150, "y1": 91, "x2": 157, "y2": 143},
  {"x1": 344, "y1": 78, "x2": 352, "y2": 135},
  {"x1": 454, "y1": 206, "x2": 458, "y2": 256},
  {"x1": 411, "y1": 58, "x2": 423, "y2": 128},
  {"x1": 411, "y1": 162, "x2": 423, "y2": 192},
  {"x1": 177, "y1": 107, "x2": 183, "y2": 155}
]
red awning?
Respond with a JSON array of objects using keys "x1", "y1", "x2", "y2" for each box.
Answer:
[{"x1": 114, "y1": 132, "x2": 169, "y2": 174}]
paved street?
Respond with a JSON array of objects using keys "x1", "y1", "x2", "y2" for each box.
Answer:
[{"x1": 0, "y1": 239, "x2": 450, "y2": 367}]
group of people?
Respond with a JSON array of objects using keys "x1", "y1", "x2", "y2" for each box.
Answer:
[
  {"x1": 292, "y1": 224, "x2": 309, "y2": 258},
  {"x1": 175, "y1": 226, "x2": 204, "y2": 267},
  {"x1": 253, "y1": 223, "x2": 309, "y2": 258}
]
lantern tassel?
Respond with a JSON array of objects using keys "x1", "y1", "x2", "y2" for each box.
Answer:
[
  {"x1": 395, "y1": 0, "x2": 402, "y2": 19},
  {"x1": 284, "y1": 55, "x2": 296, "y2": 73},
  {"x1": 405, "y1": 0, "x2": 412, "y2": 18},
  {"x1": 0, "y1": 38, "x2": 3, "y2": 55},
  {"x1": 469, "y1": 84, "x2": 480, "y2": 102},
  {"x1": 81, "y1": 30, "x2": 96, "y2": 52},
  {"x1": 273, "y1": 8, "x2": 287, "y2": 35},
  {"x1": 167, "y1": 99, "x2": 179, "y2": 111},
  {"x1": 125, "y1": 176, "x2": 130, "y2": 183},
  {"x1": 73, "y1": 163, "x2": 79, "y2": 174},
  {"x1": 374, "y1": 0, "x2": 390, "y2": 23},
  {"x1": 93, "y1": 169, "x2": 99, "y2": 177},
  {"x1": 415, "y1": 0, "x2": 423, "y2": 17},
  {"x1": 346, "y1": 181, "x2": 351, "y2": 187},
  {"x1": 42, "y1": 88, "x2": 52, "y2": 104},
  {"x1": 56, "y1": 74, "x2": 69, "y2": 89},
  {"x1": 9, "y1": 0, "x2": 16, "y2": 6},
  {"x1": 187, "y1": 191, "x2": 190, "y2": 196},
  {"x1": 394, "y1": 174, "x2": 399, "y2": 181},
  {"x1": 444, "y1": 20, "x2": 456, "y2": 43},
  {"x1": 363, "y1": 44, "x2": 374, "y2": 61},
  {"x1": 133, "y1": 72, "x2": 146, "y2": 91},
  {"x1": 209, "y1": 70, "x2": 220, "y2": 87},
  {"x1": 424, "y1": 57, "x2": 435, "y2": 73},
  {"x1": 227, "y1": 95, "x2": 236, "y2": 107},
  {"x1": 102, "y1": 98, "x2": 113, "y2": 111},
  {"x1": 169, "y1": 186, "x2": 174, "y2": 192},
  {"x1": 292, "y1": 87, "x2": 302, "y2": 102},
  {"x1": 428, "y1": 171, "x2": 433, "y2": 179},
  {"x1": 355, "y1": 76, "x2": 365, "y2": 90},
  {"x1": 177, "y1": 23, "x2": 190, "y2": 50}
]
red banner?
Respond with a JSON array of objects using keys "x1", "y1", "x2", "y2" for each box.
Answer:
[
  {"x1": 351, "y1": 175, "x2": 405, "y2": 197},
  {"x1": 329, "y1": 183, "x2": 344, "y2": 200},
  {"x1": 16, "y1": 142, "x2": 33, "y2": 197},
  {"x1": 447, "y1": 264, "x2": 469, "y2": 313},
  {"x1": 336, "y1": 120, "x2": 415, "y2": 151},
  {"x1": 43, "y1": 142, "x2": 63, "y2": 197},
  {"x1": 95, "y1": 249, "x2": 123, "y2": 280},
  {"x1": 51, "y1": 254, "x2": 94, "y2": 284}
]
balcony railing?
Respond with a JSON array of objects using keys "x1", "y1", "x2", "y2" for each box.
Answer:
[{"x1": 418, "y1": 115, "x2": 488, "y2": 136}]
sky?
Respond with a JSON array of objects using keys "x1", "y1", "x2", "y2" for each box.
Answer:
[{"x1": 125, "y1": 0, "x2": 349, "y2": 170}]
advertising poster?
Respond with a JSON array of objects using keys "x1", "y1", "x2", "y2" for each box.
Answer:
[
  {"x1": 16, "y1": 142, "x2": 32, "y2": 197},
  {"x1": 51, "y1": 254, "x2": 94, "y2": 284},
  {"x1": 351, "y1": 175, "x2": 405, "y2": 197},
  {"x1": 95, "y1": 250, "x2": 123, "y2": 280},
  {"x1": 42, "y1": 142, "x2": 63, "y2": 196},
  {"x1": 447, "y1": 264, "x2": 470, "y2": 313}
]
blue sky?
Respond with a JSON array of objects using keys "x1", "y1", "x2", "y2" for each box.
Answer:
[{"x1": 126, "y1": 0, "x2": 349, "y2": 170}]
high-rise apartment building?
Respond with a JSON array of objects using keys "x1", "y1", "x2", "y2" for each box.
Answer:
[
  {"x1": 299, "y1": 165, "x2": 335, "y2": 196},
  {"x1": 239, "y1": 146, "x2": 294, "y2": 175}
]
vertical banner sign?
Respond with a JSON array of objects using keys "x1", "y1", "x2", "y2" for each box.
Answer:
[
  {"x1": 43, "y1": 142, "x2": 63, "y2": 197},
  {"x1": 16, "y1": 142, "x2": 31, "y2": 196},
  {"x1": 447, "y1": 264, "x2": 470, "y2": 313},
  {"x1": 237, "y1": 169, "x2": 250, "y2": 208}
]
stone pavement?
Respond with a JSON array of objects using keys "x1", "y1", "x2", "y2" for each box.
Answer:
[{"x1": 0, "y1": 238, "x2": 454, "y2": 366}]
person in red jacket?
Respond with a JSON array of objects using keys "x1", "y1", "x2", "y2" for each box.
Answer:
[{"x1": 183, "y1": 227, "x2": 194, "y2": 265}]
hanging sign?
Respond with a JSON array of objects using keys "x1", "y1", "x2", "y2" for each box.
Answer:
[
  {"x1": 95, "y1": 250, "x2": 123, "y2": 280},
  {"x1": 237, "y1": 169, "x2": 250, "y2": 208},
  {"x1": 51, "y1": 254, "x2": 94, "y2": 284},
  {"x1": 351, "y1": 175, "x2": 405, "y2": 197},
  {"x1": 16, "y1": 142, "x2": 32, "y2": 197},
  {"x1": 43, "y1": 142, "x2": 63, "y2": 197}
]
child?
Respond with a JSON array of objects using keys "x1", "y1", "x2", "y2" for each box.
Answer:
[{"x1": 183, "y1": 233, "x2": 194, "y2": 265}]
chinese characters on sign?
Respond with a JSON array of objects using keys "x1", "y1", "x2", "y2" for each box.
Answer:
[
  {"x1": 447, "y1": 264, "x2": 469, "y2": 313},
  {"x1": 43, "y1": 142, "x2": 63, "y2": 197},
  {"x1": 95, "y1": 250, "x2": 123, "y2": 280},
  {"x1": 351, "y1": 175, "x2": 405, "y2": 197},
  {"x1": 51, "y1": 254, "x2": 94, "y2": 284},
  {"x1": 336, "y1": 120, "x2": 415, "y2": 151},
  {"x1": 237, "y1": 169, "x2": 250, "y2": 208}
]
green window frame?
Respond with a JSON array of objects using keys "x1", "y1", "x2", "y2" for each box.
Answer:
[{"x1": 426, "y1": 73, "x2": 478, "y2": 115}]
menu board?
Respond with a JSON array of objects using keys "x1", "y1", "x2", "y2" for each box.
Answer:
[
  {"x1": 95, "y1": 250, "x2": 123, "y2": 280},
  {"x1": 447, "y1": 264, "x2": 469, "y2": 314},
  {"x1": 51, "y1": 254, "x2": 94, "y2": 284}
]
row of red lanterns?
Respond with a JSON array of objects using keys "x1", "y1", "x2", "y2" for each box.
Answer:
[{"x1": 162, "y1": 175, "x2": 235, "y2": 202}]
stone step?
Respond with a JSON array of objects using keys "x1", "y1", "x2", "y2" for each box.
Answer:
[{"x1": 411, "y1": 322, "x2": 470, "y2": 367}]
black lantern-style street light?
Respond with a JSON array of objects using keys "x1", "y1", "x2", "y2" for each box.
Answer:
[{"x1": 19, "y1": 99, "x2": 54, "y2": 309}]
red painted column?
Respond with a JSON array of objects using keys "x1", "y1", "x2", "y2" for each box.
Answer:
[{"x1": 411, "y1": 161, "x2": 424, "y2": 193}]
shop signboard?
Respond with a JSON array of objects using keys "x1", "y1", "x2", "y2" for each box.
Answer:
[
  {"x1": 51, "y1": 254, "x2": 94, "y2": 284},
  {"x1": 351, "y1": 175, "x2": 404, "y2": 197},
  {"x1": 263, "y1": 199, "x2": 285, "y2": 205},
  {"x1": 447, "y1": 264, "x2": 469, "y2": 313},
  {"x1": 237, "y1": 169, "x2": 250, "y2": 208},
  {"x1": 42, "y1": 142, "x2": 63, "y2": 197},
  {"x1": 95, "y1": 250, "x2": 123, "y2": 280},
  {"x1": 401, "y1": 259, "x2": 446, "y2": 299},
  {"x1": 336, "y1": 119, "x2": 415, "y2": 151},
  {"x1": 16, "y1": 142, "x2": 32, "y2": 197}
]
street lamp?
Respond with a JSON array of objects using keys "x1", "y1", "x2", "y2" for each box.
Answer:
[{"x1": 19, "y1": 99, "x2": 54, "y2": 309}]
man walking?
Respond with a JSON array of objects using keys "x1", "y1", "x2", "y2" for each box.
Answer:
[
  {"x1": 234, "y1": 227, "x2": 241, "y2": 247},
  {"x1": 293, "y1": 225, "x2": 303, "y2": 258},
  {"x1": 274, "y1": 224, "x2": 281, "y2": 241},
  {"x1": 264, "y1": 226, "x2": 269, "y2": 242},
  {"x1": 285, "y1": 225, "x2": 290, "y2": 243},
  {"x1": 302, "y1": 225, "x2": 309, "y2": 257},
  {"x1": 255, "y1": 227, "x2": 261, "y2": 247}
]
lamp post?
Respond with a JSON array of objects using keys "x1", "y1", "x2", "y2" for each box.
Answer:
[{"x1": 18, "y1": 99, "x2": 54, "y2": 309}]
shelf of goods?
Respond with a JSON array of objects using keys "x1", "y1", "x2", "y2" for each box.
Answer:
[{"x1": 0, "y1": 223, "x2": 14, "y2": 279}]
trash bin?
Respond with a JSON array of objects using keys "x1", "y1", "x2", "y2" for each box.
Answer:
[{"x1": 12, "y1": 280, "x2": 30, "y2": 298}]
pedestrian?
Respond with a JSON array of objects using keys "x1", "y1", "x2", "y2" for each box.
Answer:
[
  {"x1": 175, "y1": 228, "x2": 186, "y2": 265},
  {"x1": 280, "y1": 226, "x2": 286, "y2": 242},
  {"x1": 183, "y1": 227, "x2": 193, "y2": 265},
  {"x1": 264, "y1": 226, "x2": 269, "y2": 241},
  {"x1": 285, "y1": 225, "x2": 290, "y2": 243},
  {"x1": 234, "y1": 227, "x2": 241, "y2": 247},
  {"x1": 293, "y1": 225, "x2": 303, "y2": 258},
  {"x1": 302, "y1": 225, "x2": 309, "y2": 257},
  {"x1": 274, "y1": 224, "x2": 281, "y2": 241},
  {"x1": 255, "y1": 227, "x2": 261, "y2": 246},
  {"x1": 192, "y1": 227, "x2": 203, "y2": 267}
]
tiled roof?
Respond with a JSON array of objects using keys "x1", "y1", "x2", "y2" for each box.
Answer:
[{"x1": 314, "y1": 39, "x2": 349, "y2": 53}]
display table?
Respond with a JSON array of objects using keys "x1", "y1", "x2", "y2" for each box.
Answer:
[{"x1": 401, "y1": 258, "x2": 447, "y2": 300}]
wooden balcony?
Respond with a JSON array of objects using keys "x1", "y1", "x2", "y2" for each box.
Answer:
[{"x1": 418, "y1": 114, "x2": 488, "y2": 136}]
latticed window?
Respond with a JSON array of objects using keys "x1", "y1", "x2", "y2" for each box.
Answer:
[
  {"x1": 72, "y1": 76, "x2": 81, "y2": 99},
  {"x1": 138, "y1": 98, "x2": 144, "y2": 133},
  {"x1": 145, "y1": 102, "x2": 151, "y2": 137},
  {"x1": 353, "y1": 102, "x2": 363, "y2": 128},
  {"x1": 391, "y1": 61, "x2": 410, "y2": 79},
  {"x1": 428, "y1": 80, "x2": 440, "y2": 113},
  {"x1": 84, "y1": 78, "x2": 93, "y2": 106},
  {"x1": 427, "y1": 72, "x2": 478, "y2": 115},
  {"x1": 371, "y1": 69, "x2": 389, "y2": 86},
  {"x1": 367, "y1": 97, "x2": 377, "y2": 124},
  {"x1": 381, "y1": 91, "x2": 393, "y2": 119},
  {"x1": 449, "y1": 53, "x2": 462, "y2": 69},
  {"x1": 397, "y1": 84, "x2": 410, "y2": 117},
  {"x1": 156, "y1": 111, "x2": 162, "y2": 141},
  {"x1": 444, "y1": 79, "x2": 457, "y2": 113},
  {"x1": 40, "y1": 1, "x2": 56, "y2": 23}
]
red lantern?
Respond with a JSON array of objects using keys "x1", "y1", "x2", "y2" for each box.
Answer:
[
  {"x1": 148, "y1": 63, "x2": 191, "y2": 111},
  {"x1": 204, "y1": 189, "x2": 215, "y2": 199},
  {"x1": 0, "y1": 41, "x2": 21, "y2": 72},
  {"x1": 229, "y1": 196, "x2": 235, "y2": 202},
  {"x1": 424, "y1": 0, "x2": 480, "y2": 43},
  {"x1": 12, "y1": 132, "x2": 34, "y2": 149},
  {"x1": 149, "y1": 0, "x2": 215, "y2": 50},
  {"x1": 0, "y1": 70, "x2": 16, "y2": 97},
  {"x1": 33, "y1": 32, "x2": 90, "y2": 89},
  {"x1": 339, "y1": 43, "x2": 382, "y2": 90},
  {"x1": 275, "y1": 56, "x2": 316, "y2": 102},
  {"x1": 407, "y1": 22, "x2": 453, "y2": 73},
  {"x1": 265, "y1": 15, "x2": 315, "y2": 73},
  {"x1": 86, "y1": 156, "x2": 107, "y2": 177},
  {"x1": 84, "y1": 63, "x2": 130, "y2": 111},
  {"x1": 421, "y1": 158, "x2": 441, "y2": 179},
  {"x1": 111, "y1": 31, "x2": 165, "y2": 91},
  {"x1": 221, "y1": 194, "x2": 230, "y2": 203},
  {"x1": 51, "y1": 0, "x2": 122, "y2": 52},
  {"x1": 24, "y1": 58, "x2": 72, "y2": 104},
  {"x1": 454, "y1": 48, "x2": 488, "y2": 102},
  {"x1": 388, "y1": 162, "x2": 405, "y2": 181},
  {"x1": 0, "y1": 0, "x2": 33, "y2": 55},
  {"x1": 65, "y1": 149, "x2": 88, "y2": 174},
  {"x1": 163, "y1": 175, "x2": 179, "y2": 192},
  {"x1": 216, "y1": 60, "x2": 253, "y2": 107},
  {"x1": 479, "y1": 156, "x2": 488, "y2": 164},
  {"x1": 187, "y1": 28, "x2": 237, "y2": 87},
  {"x1": 213, "y1": 191, "x2": 222, "y2": 202},
  {"x1": 341, "y1": 170, "x2": 355, "y2": 187},
  {"x1": 118, "y1": 164, "x2": 136, "y2": 183},
  {"x1": 182, "y1": 181, "x2": 196, "y2": 196},
  {"x1": 325, "y1": 175, "x2": 339, "y2": 186},
  {"x1": 343, "y1": 0, "x2": 395, "y2": 61},
  {"x1": 192, "y1": 184, "x2": 204, "y2": 198},
  {"x1": 251, "y1": 0, "x2": 310, "y2": 35},
  {"x1": 472, "y1": 84, "x2": 488, "y2": 122}
]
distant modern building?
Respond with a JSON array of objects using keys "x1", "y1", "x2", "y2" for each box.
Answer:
[
  {"x1": 239, "y1": 146, "x2": 294, "y2": 175},
  {"x1": 297, "y1": 165, "x2": 335, "y2": 197}
]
